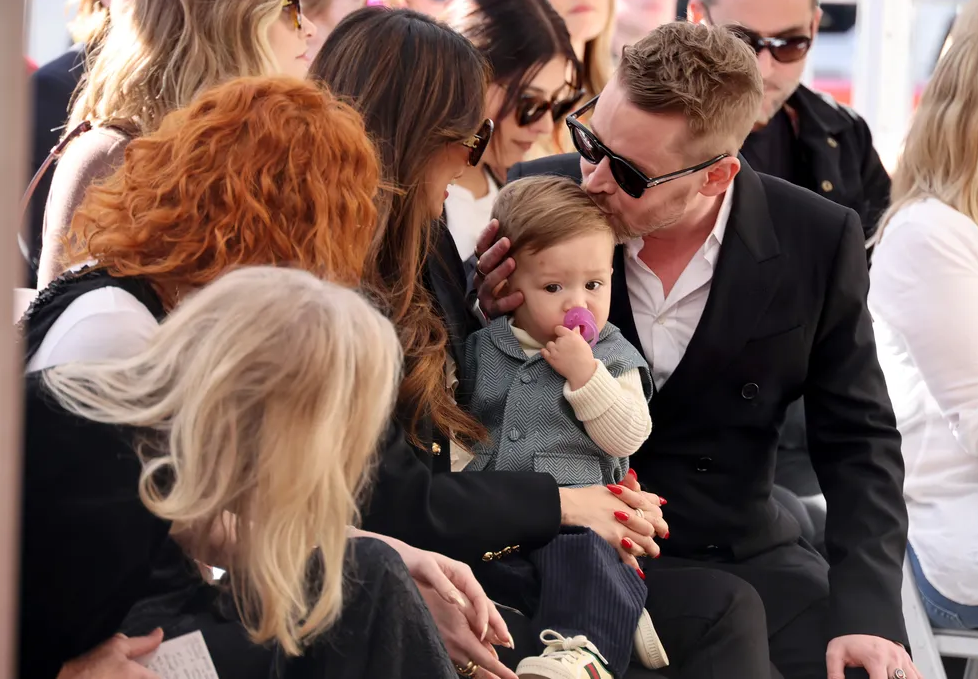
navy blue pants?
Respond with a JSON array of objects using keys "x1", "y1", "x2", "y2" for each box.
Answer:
[{"x1": 477, "y1": 527, "x2": 647, "y2": 678}]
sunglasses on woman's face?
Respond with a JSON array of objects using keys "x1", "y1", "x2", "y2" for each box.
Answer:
[
  {"x1": 282, "y1": 0, "x2": 303, "y2": 30},
  {"x1": 516, "y1": 86, "x2": 586, "y2": 127},
  {"x1": 461, "y1": 119, "x2": 494, "y2": 166},
  {"x1": 566, "y1": 97, "x2": 729, "y2": 199},
  {"x1": 702, "y1": 6, "x2": 812, "y2": 64}
]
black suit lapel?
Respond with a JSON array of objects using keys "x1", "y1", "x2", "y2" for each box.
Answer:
[
  {"x1": 630, "y1": 163, "x2": 784, "y2": 413},
  {"x1": 610, "y1": 245, "x2": 642, "y2": 352},
  {"x1": 425, "y1": 218, "x2": 480, "y2": 370}
]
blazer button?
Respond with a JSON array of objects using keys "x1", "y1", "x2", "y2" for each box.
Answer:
[
  {"x1": 827, "y1": 136, "x2": 838, "y2": 148},
  {"x1": 821, "y1": 179, "x2": 834, "y2": 193},
  {"x1": 695, "y1": 456, "x2": 713, "y2": 472},
  {"x1": 520, "y1": 374, "x2": 533, "y2": 384},
  {"x1": 741, "y1": 382, "x2": 759, "y2": 400},
  {"x1": 431, "y1": 442, "x2": 442, "y2": 455},
  {"x1": 508, "y1": 428, "x2": 521, "y2": 441}
]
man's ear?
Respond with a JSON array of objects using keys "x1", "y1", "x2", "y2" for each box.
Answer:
[{"x1": 700, "y1": 156, "x2": 741, "y2": 198}]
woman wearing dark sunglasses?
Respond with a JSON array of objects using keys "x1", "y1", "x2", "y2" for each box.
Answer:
[{"x1": 442, "y1": 0, "x2": 584, "y2": 263}]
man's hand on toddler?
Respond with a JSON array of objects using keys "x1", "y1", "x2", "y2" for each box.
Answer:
[{"x1": 541, "y1": 326, "x2": 596, "y2": 390}]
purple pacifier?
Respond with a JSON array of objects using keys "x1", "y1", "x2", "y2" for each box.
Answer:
[{"x1": 563, "y1": 307, "x2": 598, "y2": 348}]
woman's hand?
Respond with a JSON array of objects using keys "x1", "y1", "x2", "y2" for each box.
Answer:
[
  {"x1": 473, "y1": 220, "x2": 522, "y2": 319},
  {"x1": 418, "y1": 584, "x2": 519, "y2": 679},
  {"x1": 57, "y1": 630, "x2": 164, "y2": 679},
  {"x1": 350, "y1": 529, "x2": 512, "y2": 648},
  {"x1": 558, "y1": 474, "x2": 668, "y2": 574}
]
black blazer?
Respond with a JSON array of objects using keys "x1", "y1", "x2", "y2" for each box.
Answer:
[
  {"x1": 358, "y1": 221, "x2": 563, "y2": 565},
  {"x1": 509, "y1": 154, "x2": 908, "y2": 643}
]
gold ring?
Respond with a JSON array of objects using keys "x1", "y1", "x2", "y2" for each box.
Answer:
[
  {"x1": 456, "y1": 661, "x2": 479, "y2": 677},
  {"x1": 476, "y1": 262, "x2": 487, "y2": 278}
]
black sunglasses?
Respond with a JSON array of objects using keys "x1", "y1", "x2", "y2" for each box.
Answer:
[
  {"x1": 566, "y1": 97, "x2": 729, "y2": 199},
  {"x1": 516, "y1": 86, "x2": 586, "y2": 127},
  {"x1": 461, "y1": 119, "x2": 494, "y2": 166},
  {"x1": 703, "y1": 6, "x2": 812, "y2": 64},
  {"x1": 282, "y1": 0, "x2": 302, "y2": 30}
]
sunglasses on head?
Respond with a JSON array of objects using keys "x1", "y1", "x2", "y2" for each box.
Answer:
[
  {"x1": 516, "y1": 86, "x2": 586, "y2": 127},
  {"x1": 282, "y1": 0, "x2": 303, "y2": 30},
  {"x1": 566, "y1": 97, "x2": 729, "y2": 199},
  {"x1": 702, "y1": 6, "x2": 812, "y2": 64},
  {"x1": 461, "y1": 119, "x2": 494, "y2": 166}
]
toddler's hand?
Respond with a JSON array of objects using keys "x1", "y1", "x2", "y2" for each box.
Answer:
[{"x1": 541, "y1": 326, "x2": 597, "y2": 390}]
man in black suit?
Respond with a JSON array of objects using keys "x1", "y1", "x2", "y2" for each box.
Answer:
[{"x1": 477, "y1": 22, "x2": 913, "y2": 679}]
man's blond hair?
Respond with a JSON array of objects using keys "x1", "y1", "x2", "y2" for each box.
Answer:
[
  {"x1": 492, "y1": 176, "x2": 615, "y2": 254},
  {"x1": 617, "y1": 21, "x2": 763, "y2": 154}
]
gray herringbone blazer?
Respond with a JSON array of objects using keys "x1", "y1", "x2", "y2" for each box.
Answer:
[{"x1": 462, "y1": 317, "x2": 652, "y2": 486}]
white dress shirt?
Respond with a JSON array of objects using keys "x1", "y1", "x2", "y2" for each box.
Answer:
[
  {"x1": 624, "y1": 186, "x2": 735, "y2": 390},
  {"x1": 444, "y1": 170, "x2": 500, "y2": 262},
  {"x1": 868, "y1": 197, "x2": 978, "y2": 605}
]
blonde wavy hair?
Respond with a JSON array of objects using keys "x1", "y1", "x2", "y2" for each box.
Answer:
[
  {"x1": 878, "y1": 33, "x2": 978, "y2": 240},
  {"x1": 67, "y1": 0, "x2": 287, "y2": 136},
  {"x1": 43, "y1": 267, "x2": 403, "y2": 656}
]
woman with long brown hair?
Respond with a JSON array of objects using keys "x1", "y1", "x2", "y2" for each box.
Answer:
[{"x1": 21, "y1": 75, "x2": 501, "y2": 679}]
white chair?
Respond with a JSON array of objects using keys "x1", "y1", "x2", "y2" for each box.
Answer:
[{"x1": 902, "y1": 555, "x2": 978, "y2": 679}]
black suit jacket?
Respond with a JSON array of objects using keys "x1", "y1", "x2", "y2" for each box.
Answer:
[
  {"x1": 358, "y1": 221, "x2": 563, "y2": 565},
  {"x1": 509, "y1": 153, "x2": 908, "y2": 643}
]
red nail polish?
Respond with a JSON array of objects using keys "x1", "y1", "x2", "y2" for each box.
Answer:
[
  {"x1": 621, "y1": 537, "x2": 633, "y2": 549},
  {"x1": 663, "y1": 531, "x2": 670, "y2": 539},
  {"x1": 627, "y1": 468, "x2": 638, "y2": 480},
  {"x1": 659, "y1": 497, "x2": 668, "y2": 506},
  {"x1": 607, "y1": 484, "x2": 623, "y2": 495},
  {"x1": 654, "y1": 553, "x2": 660, "y2": 559},
  {"x1": 636, "y1": 568, "x2": 646, "y2": 580},
  {"x1": 614, "y1": 511, "x2": 630, "y2": 522}
]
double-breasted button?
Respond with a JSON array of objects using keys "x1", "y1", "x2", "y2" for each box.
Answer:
[
  {"x1": 695, "y1": 456, "x2": 713, "y2": 472},
  {"x1": 741, "y1": 382, "x2": 759, "y2": 400},
  {"x1": 827, "y1": 136, "x2": 838, "y2": 148},
  {"x1": 508, "y1": 428, "x2": 521, "y2": 441},
  {"x1": 520, "y1": 374, "x2": 533, "y2": 384},
  {"x1": 431, "y1": 442, "x2": 442, "y2": 455},
  {"x1": 821, "y1": 179, "x2": 834, "y2": 193}
]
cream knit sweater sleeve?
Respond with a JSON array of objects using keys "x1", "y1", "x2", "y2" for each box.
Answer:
[{"x1": 562, "y1": 361, "x2": 652, "y2": 458}]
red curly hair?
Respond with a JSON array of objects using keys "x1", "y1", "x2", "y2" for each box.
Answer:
[{"x1": 65, "y1": 76, "x2": 379, "y2": 308}]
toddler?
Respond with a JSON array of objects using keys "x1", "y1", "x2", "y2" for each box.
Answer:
[{"x1": 462, "y1": 176, "x2": 667, "y2": 679}]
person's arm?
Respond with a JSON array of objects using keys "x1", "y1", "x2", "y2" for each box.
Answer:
[
  {"x1": 854, "y1": 115, "x2": 891, "y2": 244},
  {"x1": 804, "y1": 210, "x2": 908, "y2": 644},
  {"x1": 359, "y1": 422, "x2": 562, "y2": 564},
  {"x1": 870, "y1": 212, "x2": 978, "y2": 456},
  {"x1": 564, "y1": 364, "x2": 652, "y2": 457}
]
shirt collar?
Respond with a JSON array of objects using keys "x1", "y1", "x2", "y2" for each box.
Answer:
[{"x1": 625, "y1": 182, "x2": 735, "y2": 267}]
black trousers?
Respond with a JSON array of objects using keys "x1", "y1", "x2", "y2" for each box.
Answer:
[
  {"x1": 122, "y1": 538, "x2": 456, "y2": 679},
  {"x1": 645, "y1": 540, "x2": 870, "y2": 679},
  {"x1": 492, "y1": 556, "x2": 774, "y2": 679}
]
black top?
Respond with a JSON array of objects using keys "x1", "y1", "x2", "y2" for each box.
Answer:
[
  {"x1": 741, "y1": 108, "x2": 810, "y2": 190},
  {"x1": 25, "y1": 46, "x2": 87, "y2": 287},
  {"x1": 18, "y1": 374, "x2": 174, "y2": 679},
  {"x1": 509, "y1": 152, "x2": 908, "y2": 645}
]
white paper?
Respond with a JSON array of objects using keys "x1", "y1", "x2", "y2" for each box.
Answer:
[{"x1": 136, "y1": 631, "x2": 219, "y2": 679}]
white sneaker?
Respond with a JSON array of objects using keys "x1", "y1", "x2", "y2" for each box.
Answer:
[
  {"x1": 633, "y1": 609, "x2": 669, "y2": 669},
  {"x1": 516, "y1": 630, "x2": 615, "y2": 679}
]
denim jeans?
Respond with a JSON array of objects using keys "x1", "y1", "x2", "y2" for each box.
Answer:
[{"x1": 908, "y1": 544, "x2": 978, "y2": 630}]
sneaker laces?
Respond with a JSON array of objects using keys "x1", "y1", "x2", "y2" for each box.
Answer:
[{"x1": 538, "y1": 630, "x2": 610, "y2": 667}]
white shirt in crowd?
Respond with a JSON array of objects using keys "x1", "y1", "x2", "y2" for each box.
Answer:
[
  {"x1": 27, "y1": 286, "x2": 159, "y2": 373},
  {"x1": 624, "y1": 185, "x2": 734, "y2": 391},
  {"x1": 868, "y1": 197, "x2": 978, "y2": 606},
  {"x1": 444, "y1": 171, "x2": 500, "y2": 262}
]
